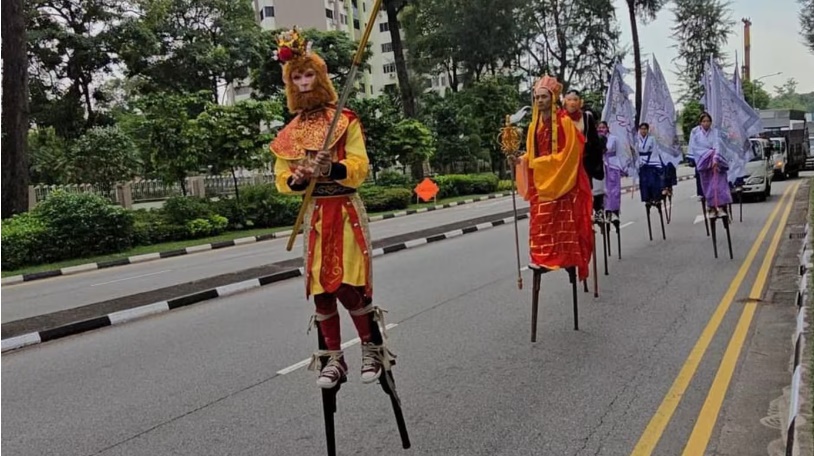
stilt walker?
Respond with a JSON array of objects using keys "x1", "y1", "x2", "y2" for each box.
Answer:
[
  {"x1": 689, "y1": 111, "x2": 733, "y2": 259},
  {"x1": 564, "y1": 90, "x2": 604, "y2": 292},
  {"x1": 514, "y1": 75, "x2": 594, "y2": 341},
  {"x1": 636, "y1": 122, "x2": 667, "y2": 241},
  {"x1": 271, "y1": 22, "x2": 410, "y2": 455}
]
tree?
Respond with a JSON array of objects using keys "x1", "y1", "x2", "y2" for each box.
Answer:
[
  {"x1": 70, "y1": 126, "x2": 141, "y2": 196},
  {"x1": 387, "y1": 119, "x2": 436, "y2": 180},
  {"x1": 671, "y1": 0, "x2": 735, "y2": 101},
  {"x1": 348, "y1": 94, "x2": 404, "y2": 180},
  {"x1": 3, "y1": 0, "x2": 30, "y2": 217},
  {"x1": 679, "y1": 99, "x2": 703, "y2": 142},
  {"x1": 28, "y1": 127, "x2": 72, "y2": 185},
  {"x1": 384, "y1": 0, "x2": 417, "y2": 118},
  {"x1": 195, "y1": 100, "x2": 282, "y2": 207},
  {"x1": 624, "y1": 0, "x2": 666, "y2": 124},
  {"x1": 769, "y1": 78, "x2": 809, "y2": 111},
  {"x1": 419, "y1": 91, "x2": 482, "y2": 174},
  {"x1": 118, "y1": 0, "x2": 261, "y2": 103},
  {"x1": 455, "y1": 76, "x2": 523, "y2": 175},
  {"x1": 251, "y1": 28, "x2": 371, "y2": 104},
  {"x1": 742, "y1": 79, "x2": 771, "y2": 109},
  {"x1": 402, "y1": 0, "x2": 529, "y2": 91},
  {"x1": 27, "y1": 0, "x2": 124, "y2": 139},
  {"x1": 516, "y1": 0, "x2": 624, "y2": 94},
  {"x1": 129, "y1": 92, "x2": 211, "y2": 194},
  {"x1": 800, "y1": 0, "x2": 814, "y2": 54}
]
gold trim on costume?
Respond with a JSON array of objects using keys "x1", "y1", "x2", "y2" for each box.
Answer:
[{"x1": 270, "y1": 108, "x2": 350, "y2": 161}]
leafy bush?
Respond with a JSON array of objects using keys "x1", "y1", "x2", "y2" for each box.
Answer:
[
  {"x1": 434, "y1": 173, "x2": 499, "y2": 198},
  {"x1": 360, "y1": 187, "x2": 412, "y2": 212},
  {"x1": 498, "y1": 180, "x2": 514, "y2": 192},
  {"x1": 162, "y1": 196, "x2": 214, "y2": 225},
  {"x1": 240, "y1": 183, "x2": 300, "y2": 228},
  {"x1": 1, "y1": 213, "x2": 54, "y2": 270},
  {"x1": 376, "y1": 170, "x2": 413, "y2": 188},
  {"x1": 185, "y1": 215, "x2": 230, "y2": 238},
  {"x1": 32, "y1": 191, "x2": 134, "y2": 261},
  {"x1": 131, "y1": 209, "x2": 188, "y2": 246}
]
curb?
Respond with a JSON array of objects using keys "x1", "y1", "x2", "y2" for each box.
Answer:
[
  {"x1": 1, "y1": 212, "x2": 531, "y2": 353},
  {"x1": 787, "y1": 222, "x2": 811, "y2": 456},
  {"x1": 1, "y1": 191, "x2": 515, "y2": 286}
]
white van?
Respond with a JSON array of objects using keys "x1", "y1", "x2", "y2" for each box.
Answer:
[{"x1": 741, "y1": 138, "x2": 773, "y2": 201}]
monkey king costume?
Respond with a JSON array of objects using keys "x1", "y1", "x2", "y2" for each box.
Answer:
[
  {"x1": 269, "y1": 28, "x2": 385, "y2": 389},
  {"x1": 518, "y1": 76, "x2": 594, "y2": 281}
]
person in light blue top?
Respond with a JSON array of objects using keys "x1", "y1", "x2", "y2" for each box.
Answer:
[{"x1": 636, "y1": 122, "x2": 664, "y2": 207}]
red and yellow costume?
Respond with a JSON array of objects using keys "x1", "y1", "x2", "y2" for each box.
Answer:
[
  {"x1": 518, "y1": 76, "x2": 594, "y2": 280},
  {"x1": 269, "y1": 28, "x2": 384, "y2": 389}
]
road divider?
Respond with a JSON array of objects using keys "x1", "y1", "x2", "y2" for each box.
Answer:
[{"x1": 1, "y1": 212, "x2": 532, "y2": 353}]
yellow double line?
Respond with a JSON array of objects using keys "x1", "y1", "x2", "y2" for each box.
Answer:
[{"x1": 631, "y1": 182, "x2": 801, "y2": 455}]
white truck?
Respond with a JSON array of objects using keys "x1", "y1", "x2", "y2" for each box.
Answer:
[{"x1": 740, "y1": 137, "x2": 773, "y2": 201}]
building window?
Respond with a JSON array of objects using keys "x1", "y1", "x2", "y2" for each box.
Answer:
[
  {"x1": 326, "y1": 8, "x2": 334, "y2": 19},
  {"x1": 383, "y1": 63, "x2": 396, "y2": 74},
  {"x1": 363, "y1": 2, "x2": 366, "y2": 12},
  {"x1": 340, "y1": 14, "x2": 348, "y2": 25},
  {"x1": 381, "y1": 42, "x2": 393, "y2": 53},
  {"x1": 354, "y1": 19, "x2": 360, "y2": 29},
  {"x1": 384, "y1": 83, "x2": 397, "y2": 93},
  {"x1": 260, "y1": 6, "x2": 274, "y2": 20},
  {"x1": 379, "y1": 22, "x2": 389, "y2": 32}
]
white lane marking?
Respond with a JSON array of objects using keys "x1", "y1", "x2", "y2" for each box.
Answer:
[
  {"x1": 90, "y1": 270, "x2": 171, "y2": 287},
  {"x1": 694, "y1": 215, "x2": 705, "y2": 225},
  {"x1": 620, "y1": 221, "x2": 635, "y2": 229},
  {"x1": 277, "y1": 323, "x2": 398, "y2": 376}
]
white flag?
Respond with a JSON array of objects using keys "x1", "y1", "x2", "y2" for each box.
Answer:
[
  {"x1": 601, "y1": 62, "x2": 637, "y2": 176},
  {"x1": 641, "y1": 57, "x2": 682, "y2": 164}
]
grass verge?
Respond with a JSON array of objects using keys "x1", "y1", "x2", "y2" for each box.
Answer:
[{"x1": 2, "y1": 192, "x2": 510, "y2": 278}]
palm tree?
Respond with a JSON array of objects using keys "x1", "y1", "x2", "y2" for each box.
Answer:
[
  {"x1": 625, "y1": 0, "x2": 663, "y2": 124},
  {"x1": 384, "y1": 0, "x2": 417, "y2": 118}
]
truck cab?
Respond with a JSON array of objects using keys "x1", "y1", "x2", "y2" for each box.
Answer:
[
  {"x1": 741, "y1": 138, "x2": 773, "y2": 201},
  {"x1": 771, "y1": 137, "x2": 788, "y2": 178}
]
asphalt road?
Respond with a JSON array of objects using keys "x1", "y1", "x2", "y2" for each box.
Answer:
[
  {"x1": 2, "y1": 172, "x2": 796, "y2": 455},
  {"x1": 2, "y1": 170, "x2": 693, "y2": 325}
]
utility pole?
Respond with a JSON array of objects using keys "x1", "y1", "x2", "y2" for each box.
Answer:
[{"x1": 742, "y1": 18, "x2": 752, "y2": 81}]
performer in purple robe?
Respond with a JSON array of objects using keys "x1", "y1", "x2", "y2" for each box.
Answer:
[
  {"x1": 689, "y1": 112, "x2": 732, "y2": 219},
  {"x1": 597, "y1": 121, "x2": 625, "y2": 221}
]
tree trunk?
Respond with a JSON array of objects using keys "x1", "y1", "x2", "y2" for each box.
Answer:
[
  {"x1": 386, "y1": 0, "x2": 416, "y2": 118},
  {"x1": 627, "y1": 0, "x2": 643, "y2": 126},
  {"x1": 2, "y1": 0, "x2": 30, "y2": 218}
]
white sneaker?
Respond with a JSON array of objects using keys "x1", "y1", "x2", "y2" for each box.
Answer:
[{"x1": 360, "y1": 343, "x2": 384, "y2": 384}]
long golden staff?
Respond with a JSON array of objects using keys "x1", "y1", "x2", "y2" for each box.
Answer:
[
  {"x1": 286, "y1": 0, "x2": 383, "y2": 252},
  {"x1": 499, "y1": 108, "x2": 530, "y2": 290}
]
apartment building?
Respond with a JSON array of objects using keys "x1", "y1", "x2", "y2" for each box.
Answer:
[{"x1": 229, "y1": 0, "x2": 419, "y2": 103}]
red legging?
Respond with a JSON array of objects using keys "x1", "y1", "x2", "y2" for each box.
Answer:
[{"x1": 314, "y1": 285, "x2": 373, "y2": 351}]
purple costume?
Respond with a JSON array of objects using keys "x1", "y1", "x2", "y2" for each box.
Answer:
[
  {"x1": 690, "y1": 125, "x2": 732, "y2": 208},
  {"x1": 602, "y1": 134, "x2": 624, "y2": 212}
]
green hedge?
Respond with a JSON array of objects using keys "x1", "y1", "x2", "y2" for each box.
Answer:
[{"x1": 2, "y1": 175, "x2": 500, "y2": 270}]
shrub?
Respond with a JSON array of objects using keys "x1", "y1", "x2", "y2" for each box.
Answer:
[
  {"x1": 131, "y1": 209, "x2": 188, "y2": 246},
  {"x1": 434, "y1": 173, "x2": 499, "y2": 198},
  {"x1": 162, "y1": 196, "x2": 213, "y2": 225},
  {"x1": 360, "y1": 187, "x2": 412, "y2": 212},
  {"x1": 32, "y1": 191, "x2": 134, "y2": 261},
  {"x1": 498, "y1": 179, "x2": 514, "y2": 192},
  {"x1": 240, "y1": 183, "x2": 300, "y2": 228},
  {"x1": 1, "y1": 213, "x2": 54, "y2": 270},
  {"x1": 376, "y1": 170, "x2": 413, "y2": 188}
]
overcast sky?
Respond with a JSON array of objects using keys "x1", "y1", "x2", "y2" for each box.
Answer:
[{"x1": 613, "y1": 0, "x2": 814, "y2": 100}]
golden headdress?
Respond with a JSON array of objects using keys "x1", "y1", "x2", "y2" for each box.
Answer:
[
  {"x1": 526, "y1": 74, "x2": 563, "y2": 155},
  {"x1": 273, "y1": 27, "x2": 338, "y2": 113}
]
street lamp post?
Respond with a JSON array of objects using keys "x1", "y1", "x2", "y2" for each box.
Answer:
[{"x1": 751, "y1": 72, "x2": 782, "y2": 108}]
